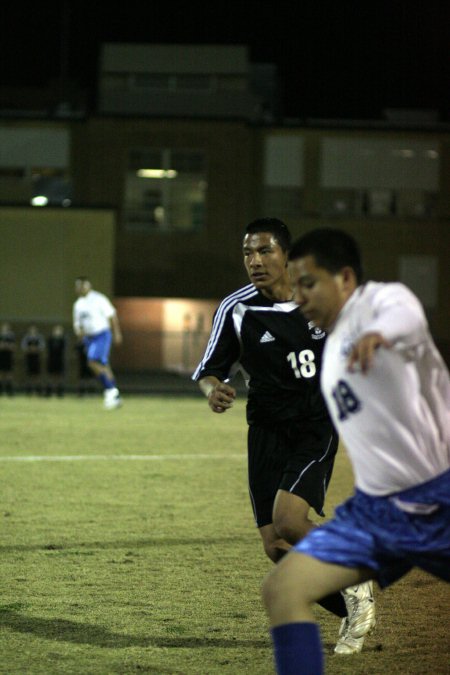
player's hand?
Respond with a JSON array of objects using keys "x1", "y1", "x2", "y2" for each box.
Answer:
[
  {"x1": 207, "y1": 382, "x2": 236, "y2": 413},
  {"x1": 347, "y1": 332, "x2": 391, "y2": 374}
]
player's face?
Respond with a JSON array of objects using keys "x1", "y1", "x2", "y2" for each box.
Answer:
[
  {"x1": 289, "y1": 255, "x2": 350, "y2": 330},
  {"x1": 75, "y1": 280, "x2": 90, "y2": 297},
  {"x1": 243, "y1": 232, "x2": 288, "y2": 291}
]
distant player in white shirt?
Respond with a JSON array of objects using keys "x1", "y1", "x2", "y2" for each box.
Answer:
[
  {"x1": 73, "y1": 277, "x2": 123, "y2": 410},
  {"x1": 263, "y1": 228, "x2": 450, "y2": 675}
]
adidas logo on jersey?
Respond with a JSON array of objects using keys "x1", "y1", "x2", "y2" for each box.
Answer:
[{"x1": 260, "y1": 331, "x2": 275, "y2": 343}]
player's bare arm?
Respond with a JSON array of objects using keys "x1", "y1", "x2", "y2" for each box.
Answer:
[
  {"x1": 347, "y1": 332, "x2": 392, "y2": 374},
  {"x1": 198, "y1": 375, "x2": 236, "y2": 414}
]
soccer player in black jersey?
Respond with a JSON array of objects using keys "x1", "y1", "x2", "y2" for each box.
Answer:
[
  {"x1": 193, "y1": 218, "x2": 376, "y2": 654},
  {"x1": 0, "y1": 322, "x2": 16, "y2": 395}
]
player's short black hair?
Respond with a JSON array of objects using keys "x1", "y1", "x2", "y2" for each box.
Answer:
[
  {"x1": 289, "y1": 228, "x2": 363, "y2": 284},
  {"x1": 244, "y1": 218, "x2": 291, "y2": 252},
  {"x1": 75, "y1": 276, "x2": 90, "y2": 283}
]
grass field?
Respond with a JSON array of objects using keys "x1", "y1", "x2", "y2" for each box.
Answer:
[{"x1": 1, "y1": 394, "x2": 449, "y2": 674}]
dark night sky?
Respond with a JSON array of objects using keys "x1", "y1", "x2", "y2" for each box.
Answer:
[{"x1": 1, "y1": 0, "x2": 449, "y2": 119}]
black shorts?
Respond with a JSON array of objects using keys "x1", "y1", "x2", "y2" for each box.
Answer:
[
  {"x1": 248, "y1": 417, "x2": 339, "y2": 528},
  {"x1": 0, "y1": 351, "x2": 13, "y2": 372},
  {"x1": 26, "y1": 353, "x2": 41, "y2": 375}
]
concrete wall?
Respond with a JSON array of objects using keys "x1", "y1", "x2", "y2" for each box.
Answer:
[
  {"x1": 0, "y1": 207, "x2": 116, "y2": 322},
  {"x1": 113, "y1": 297, "x2": 218, "y2": 373}
]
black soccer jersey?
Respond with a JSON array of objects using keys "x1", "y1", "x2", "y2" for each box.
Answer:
[
  {"x1": 0, "y1": 329, "x2": 15, "y2": 371},
  {"x1": 0, "y1": 331, "x2": 15, "y2": 349},
  {"x1": 193, "y1": 284, "x2": 329, "y2": 425},
  {"x1": 21, "y1": 336, "x2": 45, "y2": 351}
]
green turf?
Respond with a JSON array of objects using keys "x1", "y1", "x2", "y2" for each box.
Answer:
[{"x1": 1, "y1": 396, "x2": 449, "y2": 674}]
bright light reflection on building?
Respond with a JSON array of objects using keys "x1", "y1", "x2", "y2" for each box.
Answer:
[
  {"x1": 136, "y1": 169, "x2": 178, "y2": 178},
  {"x1": 31, "y1": 195, "x2": 49, "y2": 206}
]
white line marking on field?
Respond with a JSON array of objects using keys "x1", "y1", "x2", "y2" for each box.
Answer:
[{"x1": 0, "y1": 454, "x2": 245, "y2": 462}]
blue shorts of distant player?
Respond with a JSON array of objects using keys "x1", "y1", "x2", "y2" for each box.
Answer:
[
  {"x1": 292, "y1": 468, "x2": 450, "y2": 587},
  {"x1": 83, "y1": 330, "x2": 112, "y2": 366}
]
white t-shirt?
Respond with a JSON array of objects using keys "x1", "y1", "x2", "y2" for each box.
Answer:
[
  {"x1": 321, "y1": 282, "x2": 450, "y2": 496},
  {"x1": 73, "y1": 290, "x2": 116, "y2": 336}
]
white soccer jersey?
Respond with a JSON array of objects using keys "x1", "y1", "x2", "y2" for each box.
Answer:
[
  {"x1": 73, "y1": 290, "x2": 116, "y2": 336},
  {"x1": 321, "y1": 282, "x2": 450, "y2": 496}
]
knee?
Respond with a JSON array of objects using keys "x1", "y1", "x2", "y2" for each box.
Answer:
[
  {"x1": 263, "y1": 538, "x2": 291, "y2": 563},
  {"x1": 262, "y1": 566, "x2": 285, "y2": 612},
  {"x1": 274, "y1": 515, "x2": 312, "y2": 547},
  {"x1": 87, "y1": 360, "x2": 100, "y2": 373},
  {"x1": 262, "y1": 563, "x2": 305, "y2": 619}
]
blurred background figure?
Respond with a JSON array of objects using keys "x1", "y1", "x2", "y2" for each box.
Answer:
[
  {"x1": 0, "y1": 321, "x2": 16, "y2": 396},
  {"x1": 21, "y1": 325, "x2": 45, "y2": 395},
  {"x1": 73, "y1": 276, "x2": 123, "y2": 410},
  {"x1": 45, "y1": 324, "x2": 67, "y2": 397},
  {"x1": 74, "y1": 339, "x2": 96, "y2": 396}
]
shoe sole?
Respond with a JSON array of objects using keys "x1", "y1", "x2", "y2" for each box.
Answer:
[{"x1": 104, "y1": 401, "x2": 123, "y2": 410}]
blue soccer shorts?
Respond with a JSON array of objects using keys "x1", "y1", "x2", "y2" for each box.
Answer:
[
  {"x1": 293, "y1": 469, "x2": 450, "y2": 588},
  {"x1": 83, "y1": 330, "x2": 112, "y2": 366}
]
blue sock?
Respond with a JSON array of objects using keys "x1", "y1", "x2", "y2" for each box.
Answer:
[
  {"x1": 270, "y1": 622, "x2": 323, "y2": 675},
  {"x1": 99, "y1": 374, "x2": 115, "y2": 389}
]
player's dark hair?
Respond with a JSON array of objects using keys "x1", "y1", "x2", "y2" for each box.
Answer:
[
  {"x1": 244, "y1": 218, "x2": 291, "y2": 252},
  {"x1": 289, "y1": 228, "x2": 363, "y2": 284},
  {"x1": 75, "y1": 276, "x2": 90, "y2": 283}
]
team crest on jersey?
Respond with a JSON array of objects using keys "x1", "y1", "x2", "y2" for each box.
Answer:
[{"x1": 308, "y1": 321, "x2": 326, "y2": 340}]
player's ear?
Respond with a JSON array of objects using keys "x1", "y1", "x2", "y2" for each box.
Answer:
[{"x1": 341, "y1": 266, "x2": 357, "y2": 290}]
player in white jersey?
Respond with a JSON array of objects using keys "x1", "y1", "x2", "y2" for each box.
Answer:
[
  {"x1": 73, "y1": 277, "x2": 123, "y2": 409},
  {"x1": 262, "y1": 228, "x2": 450, "y2": 674}
]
